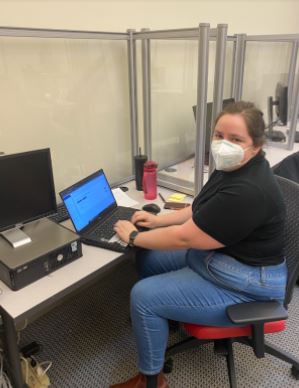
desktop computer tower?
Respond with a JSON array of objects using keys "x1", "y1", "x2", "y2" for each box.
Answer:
[{"x1": 0, "y1": 218, "x2": 82, "y2": 291}]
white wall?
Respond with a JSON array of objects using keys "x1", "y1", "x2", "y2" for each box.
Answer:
[{"x1": 0, "y1": 1, "x2": 298, "y2": 35}]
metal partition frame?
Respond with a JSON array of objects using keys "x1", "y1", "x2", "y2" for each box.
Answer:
[
  {"x1": 136, "y1": 24, "x2": 231, "y2": 194},
  {"x1": 231, "y1": 33, "x2": 246, "y2": 101},
  {"x1": 208, "y1": 24, "x2": 228, "y2": 176},
  {"x1": 127, "y1": 29, "x2": 139, "y2": 167},
  {"x1": 141, "y1": 28, "x2": 152, "y2": 160},
  {"x1": 287, "y1": 41, "x2": 298, "y2": 121},
  {"x1": 194, "y1": 23, "x2": 211, "y2": 193},
  {"x1": 235, "y1": 33, "x2": 299, "y2": 151},
  {"x1": 288, "y1": 60, "x2": 299, "y2": 146}
]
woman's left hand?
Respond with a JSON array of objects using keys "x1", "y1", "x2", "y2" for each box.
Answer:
[{"x1": 114, "y1": 220, "x2": 138, "y2": 244}]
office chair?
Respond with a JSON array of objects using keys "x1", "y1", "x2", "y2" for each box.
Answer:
[
  {"x1": 272, "y1": 151, "x2": 299, "y2": 286},
  {"x1": 272, "y1": 151, "x2": 299, "y2": 185},
  {"x1": 164, "y1": 175, "x2": 299, "y2": 388}
]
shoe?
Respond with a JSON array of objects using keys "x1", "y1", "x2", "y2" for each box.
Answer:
[{"x1": 110, "y1": 372, "x2": 169, "y2": 388}]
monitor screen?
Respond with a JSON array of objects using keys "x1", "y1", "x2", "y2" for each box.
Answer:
[
  {"x1": 60, "y1": 169, "x2": 116, "y2": 232},
  {"x1": 267, "y1": 82, "x2": 288, "y2": 127},
  {"x1": 192, "y1": 98, "x2": 235, "y2": 156},
  {"x1": 0, "y1": 148, "x2": 57, "y2": 232},
  {"x1": 275, "y1": 82, "x2": 288, "y2": 125}
]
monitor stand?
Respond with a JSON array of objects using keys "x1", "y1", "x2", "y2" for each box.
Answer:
[
  {"x1": 1, "y1": 227, "x2": 32, "y2": 248},
  {"x1": 266, "y1": 96, "x2": 286, "y2": 142},
  {"x1": 266, "y1": 119, "x2": 286, "y2": 142},
  {"x1": 265, "y1": 130, "x2": 286, "y2": 142}
]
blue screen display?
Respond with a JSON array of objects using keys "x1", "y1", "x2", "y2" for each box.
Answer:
[{"x1": 61, "y1": 171, "x2": 115, "y2": 232}]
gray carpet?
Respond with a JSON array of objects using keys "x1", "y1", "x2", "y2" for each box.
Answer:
[{"x1": 20, "y1": 259, "x2": 299, "y2": 387}]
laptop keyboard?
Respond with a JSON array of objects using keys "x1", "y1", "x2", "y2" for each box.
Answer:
[
  {"x1": 48, "y1": 203, "x2": 69, "y2": 223},
  {"x1": 90, "y1": 207, "x2": 137, "y2": 240}
]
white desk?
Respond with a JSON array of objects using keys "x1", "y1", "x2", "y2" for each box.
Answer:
[{"x1": 0, "y1": 182, "x2": 189, "y2": 387}]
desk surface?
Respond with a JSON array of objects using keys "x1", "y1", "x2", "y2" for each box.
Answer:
[
  {"x1": 0, "y1": 182, "x2": 192, "y2": 323},
  {"x1": 0, "y1": 244, "x2": 120, "y2": 322}
]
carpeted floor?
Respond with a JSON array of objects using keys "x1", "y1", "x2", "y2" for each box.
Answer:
[{"x1": 20, "y1": 259, "x2": 299, "y2": 387}]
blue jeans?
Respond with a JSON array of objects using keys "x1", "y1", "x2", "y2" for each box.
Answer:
[{"x1": 131, "y1": 248, "x2": 287, "y2": 375}]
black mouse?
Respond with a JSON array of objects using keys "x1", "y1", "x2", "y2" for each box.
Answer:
[{"x1": 142, "y1": 203, "x2": 161, "y2": 214}]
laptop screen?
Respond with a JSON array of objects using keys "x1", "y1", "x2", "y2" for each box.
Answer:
[{"x1": 60, "y1": 170, "x2": 116, "y2": 232}]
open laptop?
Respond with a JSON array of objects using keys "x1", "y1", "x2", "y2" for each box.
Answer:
[{"x1": 60, "y1": 169, "x2": 138, "y2": 253}]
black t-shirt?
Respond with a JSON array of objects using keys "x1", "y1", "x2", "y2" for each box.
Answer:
[{"x1": 192, "y1": 153, "x2": 286, "y2": 266}]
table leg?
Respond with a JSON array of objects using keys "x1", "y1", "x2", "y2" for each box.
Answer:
[{"x1": 1, "y1": 308, "x2": 26, "y2": 388}]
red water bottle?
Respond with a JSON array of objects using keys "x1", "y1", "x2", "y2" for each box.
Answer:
[{"x1": 143, "y1": 160, "x2": 158, "y2": 200}]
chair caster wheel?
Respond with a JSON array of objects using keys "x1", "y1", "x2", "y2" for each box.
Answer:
[
  {"x1": 163, "y1": 358, "x2": 173, "y2": 374},
  {"x1": 291, "y1": 365, "x2": 299, "y2": 380}
]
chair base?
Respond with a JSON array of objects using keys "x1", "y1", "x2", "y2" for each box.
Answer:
[{"x1": 165, "y1": 336, "x2": 299, "y2": 387}]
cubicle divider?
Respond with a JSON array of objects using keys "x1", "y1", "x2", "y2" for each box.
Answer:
[
  {"x1": 0, "y1": 23, "x2": 228, "y2": 197},
  {"x1": 135, "y1": 24, "x2": 232, "y2": 195},
  {"x1": 139, "y1": 29, "x2": 299, "y2": 196},
  {"x1": 234, "y1": 33, "x2": 299, "y2": 151},
  {"x1": 0, "y1": 27, "x2": 139, "y2": 198},
  {"x1": 1, "y1": 25, "x2": 299, "y2": 198}
]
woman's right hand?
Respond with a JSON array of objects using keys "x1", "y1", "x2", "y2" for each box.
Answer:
[{"x1": 131, "y1": 210, "x2": 160, "y2": 229}]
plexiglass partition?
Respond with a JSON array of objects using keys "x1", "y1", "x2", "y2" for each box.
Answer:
[
  {"x1": 150, "y1": 32, "x2": 299, "y2": 195},
  {"x1": 151, "y1": 39, "x2": 197, "y2": 169},
  {"x1": 149, "y1": 35, "x2": 234, "y2": 195},
  {"x1": 242, "y1": 41, "x2": 292, "y2": 120},
  {"x1": 1, "y1": 26, "x2": 298, "y2": 201},
  {"x1": 137, "y1": 26, "x2": 216, "y2": 196},
  {"x1": 0, "y1": 33, "x2": 133, "y2": 199},
  {"x1": 241, "y1": 36, "x2": 299, "y2": 151}
]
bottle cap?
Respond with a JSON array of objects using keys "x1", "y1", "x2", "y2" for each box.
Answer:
[
  {"x1": 144, "y1": 160, "x2": 158, "y2": 169},
  {"x1": 134, "y1": 154, "x2": 147, "y2": 161}
]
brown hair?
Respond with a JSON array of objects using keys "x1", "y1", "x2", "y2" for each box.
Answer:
[{"x1": 214, "y1": 101, "x2": 266, "y2": 147}]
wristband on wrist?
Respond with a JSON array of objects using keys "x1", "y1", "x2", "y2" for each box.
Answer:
[{"x1": 128, "y1": 230, "x2": 139, "y2": 247}]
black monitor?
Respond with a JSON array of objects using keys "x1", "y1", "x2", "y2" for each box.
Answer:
[
  {"x1": 192, "y1": 98, "x2": 235, "y2": 164},
  {"x1": 266, "y1": 82, "x2": 288, "y2": 142},
  {"x1": 0, "y1": 148, "x2": 57, "y2": 247}
]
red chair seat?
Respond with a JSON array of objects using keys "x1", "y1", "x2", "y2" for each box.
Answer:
[{"x1": 184, "y1": 320, "x2": 286, "y2": 340}]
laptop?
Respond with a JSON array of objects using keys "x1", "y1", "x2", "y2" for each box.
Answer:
[{"x1": 59, "y1": 169, "x2": 138, "y2": 253}]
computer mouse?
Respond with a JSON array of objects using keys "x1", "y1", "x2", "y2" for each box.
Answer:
[{"x1": 142, "y1": 203, "x2": 161, "y2": 214}]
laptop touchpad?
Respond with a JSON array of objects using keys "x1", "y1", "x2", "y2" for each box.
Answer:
[{"x1": 109, "y1": 234, "x2": 127, "y2": 247}]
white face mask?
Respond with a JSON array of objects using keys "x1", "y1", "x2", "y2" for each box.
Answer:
[{"x1": 211, "y1": 139, "x2": 250, "y2": 171}]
